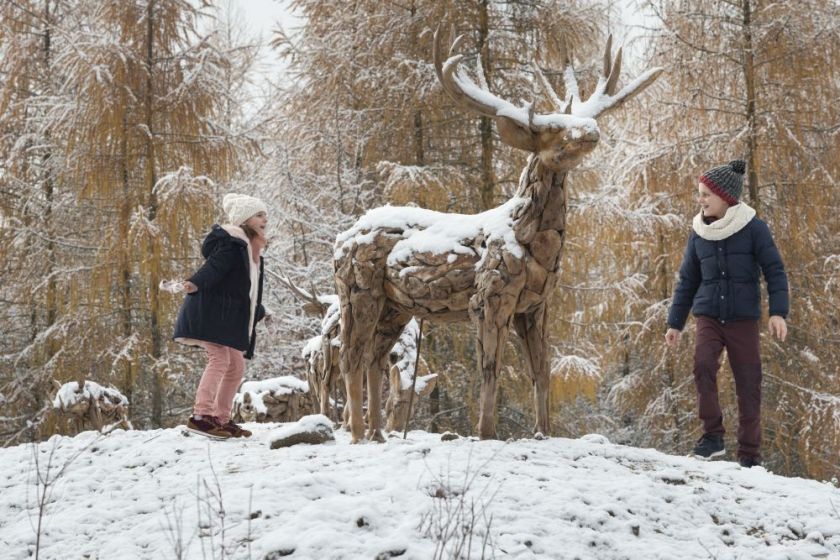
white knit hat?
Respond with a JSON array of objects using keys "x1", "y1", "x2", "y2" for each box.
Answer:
[{"x1": 222, "y1": 193, "x2": 267, "y2": 226}]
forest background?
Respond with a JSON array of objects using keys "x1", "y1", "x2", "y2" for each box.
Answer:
[{"x1": 1, "y1": 0, "x2": 837, "y2": 481}]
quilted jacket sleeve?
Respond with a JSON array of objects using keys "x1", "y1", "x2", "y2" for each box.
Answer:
[
  {"x1": 667, "y1": 232, "x2": 701, "y2": 331},
  {"x1": 753, "y1": 220, "x2": 789, "y2": 318}
]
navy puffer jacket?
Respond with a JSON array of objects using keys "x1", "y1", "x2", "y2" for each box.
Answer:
[
  {"x1": 173, "y1": 225, "x2": 265, "y2": 358},
  {"x1": 667, "y1": 206, "x2": 789, "y2": 331}
]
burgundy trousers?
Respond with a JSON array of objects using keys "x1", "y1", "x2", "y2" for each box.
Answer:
[{"x1": 693, "y1": 316, "x2": 762, "y2": 460}]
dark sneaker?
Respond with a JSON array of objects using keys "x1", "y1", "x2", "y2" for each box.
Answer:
[
  {"x1": 220, "y1": 419, "x2": 252, "y2": 438},
  {"x1": 693, "y1": 434, "x2": 725, "y2": 460},
  {"x1": 186, "y1": 416, "x2": 231, "y2": 439},
  {"x1": 738, "y1": 456, "x2": 761, "y2": 468}
]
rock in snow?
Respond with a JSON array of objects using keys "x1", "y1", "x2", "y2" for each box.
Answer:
[{"x1": 269, "y1": 414, "x2": 335, "y2": 448}]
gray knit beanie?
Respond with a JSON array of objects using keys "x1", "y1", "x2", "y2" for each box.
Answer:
[{"x1": 699, "y1": 160, "x2": 746, "y2": 205}]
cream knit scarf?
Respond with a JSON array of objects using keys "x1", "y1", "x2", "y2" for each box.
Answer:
[
  {"x1": 222, "y1": 225, "x2": 260, "y2": 336},
  {"x1": 692, "y1": 203, "x2": 756, "y2": 241}
]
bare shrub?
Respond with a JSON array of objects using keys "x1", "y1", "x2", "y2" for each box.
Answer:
[{"x1": 418, "y1": 451, "x2": 499, "y2": 559}]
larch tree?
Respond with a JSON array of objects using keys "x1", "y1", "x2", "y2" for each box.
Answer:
[
  {"x1": 57, "y1": 0, "x2": 256, "y2": 427},
  {"x1": 0, "y1": 0, "x2": 82, "y2": 443},
  {"x1": 591, "y1": 0, "x2": 840, "y2": 478},
  {"x1": 0, "y1": 0, "x2": 258, "y2": 439}
]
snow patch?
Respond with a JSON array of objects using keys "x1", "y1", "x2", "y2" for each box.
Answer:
[
  {"x1": 334, "y1": 197, "x2": 528, "y2": 270},
  {"x1": 52, "y1": 380, "x2": 128, "y2": 410}
]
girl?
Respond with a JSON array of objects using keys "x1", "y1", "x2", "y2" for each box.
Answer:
[
  {"x1": 665, "y1": 160, "x2": 788, "y2": 468},
  {"x1": 174, "y1": 193, "x2": 269, "y2": 439}
]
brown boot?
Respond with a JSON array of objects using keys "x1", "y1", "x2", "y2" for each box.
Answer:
[
  {"x1": 219, "y1": 419, "x2": 252, "y2": 438},
  {"x1": 186, "y1": 416, "x2": 231, "y2": 439}
]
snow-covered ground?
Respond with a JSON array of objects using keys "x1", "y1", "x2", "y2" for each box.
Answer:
[{"x1": 1, "y1": 423, "x2": 838, "y2": 560}]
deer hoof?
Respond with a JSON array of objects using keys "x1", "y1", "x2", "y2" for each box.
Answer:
[{"x1": 366, "y1": 429, "x2": 386, "y2": 443}]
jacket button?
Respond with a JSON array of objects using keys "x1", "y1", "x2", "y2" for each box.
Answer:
[
  {"x1": 721, "y1": 272, "x2": 726, "y2": 276},
  {"x1": 720, "y1": 296, "x2": 725, "y2": 299},
  {"x1": 718, "y1": 247, "x2": 722, "y2": 251}
]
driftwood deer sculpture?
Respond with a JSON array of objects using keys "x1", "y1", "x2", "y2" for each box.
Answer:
[
  {"x1": 280, "y1": 275, "x2": 437, "y2": 431},
  {"x1": 279, "y1": 276, "x2": 343, "y2": 419},
  {"x1": 335, "y1": 27, "x2": 662, "y2": 443}
]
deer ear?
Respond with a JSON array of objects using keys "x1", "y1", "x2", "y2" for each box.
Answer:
[{"x1": 496, "y1": 117, "x2": 538, "y2": 152}]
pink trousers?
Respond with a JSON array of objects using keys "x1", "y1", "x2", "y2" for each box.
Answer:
[{"x1": 193, "y1": 342, "x2": 245, "y2": 423}]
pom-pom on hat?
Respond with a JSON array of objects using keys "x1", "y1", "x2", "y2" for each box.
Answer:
[
  {"x1": 222, "y1": 193, "x2": 267, "y2": 226},
  {"x1": 699, "y1": 160, "x2": 746, "y2": 205}
]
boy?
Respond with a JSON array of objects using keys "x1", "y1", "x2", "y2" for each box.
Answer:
[{"x1": 665, "y1": 160, "x2": 789, "y2": 468}]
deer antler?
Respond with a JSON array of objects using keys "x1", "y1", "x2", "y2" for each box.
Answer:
[
  {"x1": 274, "y1": 270, "x2": 328, "y2": 316},
  {"x1": 433, "y1": 25, "x2": 606, "y2": 153},
  {"x1": 533, "y1": 35, "x2": 663, "y2": 120},
  {"x1": 434, "y1": 24, "x2": 546, "y2": 136}
]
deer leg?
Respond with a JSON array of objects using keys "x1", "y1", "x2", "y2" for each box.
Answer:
[
  {"x1": 364, "y1": 355, "x2": 386, "y2": 443},
  {"x1": 338, "y1": 284, "x2": 383, "y2": 443},
  {"x1": 319, "y1": 356, "x2": 333, "y2": 419},
  {"x1": 514, "y1": 305, "x2": 551, "y2": 437},
  {"x1": 470, "y1": 290, "x2": 513, "y2": 440},
  {"x1": 366, "y1": 309, "x2": 409, "y2": 442}
]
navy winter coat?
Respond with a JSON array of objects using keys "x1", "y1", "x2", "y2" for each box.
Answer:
[
  {"x1": 667, "y1": 216, "x2": 789, "y2": 331},
  {"x1": 173, "y1": 225, "x2": 265, "y2": 359}
]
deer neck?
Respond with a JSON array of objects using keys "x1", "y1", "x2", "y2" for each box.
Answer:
[{"x1": 512, "y1": 155, "x2": 568, "y2": 242}]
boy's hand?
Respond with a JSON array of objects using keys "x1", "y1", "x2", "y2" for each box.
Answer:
[
  {"x1": 768, "y1": 315, "x2": 787, "y2": 342},
  {"x1": 665, "y1": 328, "x2": 681, "y2": 347}
]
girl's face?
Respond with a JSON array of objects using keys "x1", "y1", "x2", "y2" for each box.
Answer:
[
  {"x1": 697, "y1": 183, "x2": 729, "y2": 219},
  {"x1": 244, "y1": 211, "x2": 268, "y2": 238}
]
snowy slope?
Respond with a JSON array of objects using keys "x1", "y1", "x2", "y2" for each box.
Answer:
[{"x1": 1, "y1": 424, "x2": 838, "y2": 560}]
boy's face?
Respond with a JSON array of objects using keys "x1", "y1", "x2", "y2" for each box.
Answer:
[{"x1": 697, "y1": 183, "x2": 729, "y2": 219}]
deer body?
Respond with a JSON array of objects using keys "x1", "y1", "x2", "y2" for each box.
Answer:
[{"x1": 335, "y1": 28, "x2": 661, "y2": 443}]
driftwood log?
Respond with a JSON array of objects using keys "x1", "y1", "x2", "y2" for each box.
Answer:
[
  {"x1": 232, "y1": 376, "x2": 315, "y2": 423},
  {"x1": 334, "y1": 27, "x2": 662, "y2": 442},
  {"x1": 51, "y1": 379, "x2": 132, "y2": 434}
]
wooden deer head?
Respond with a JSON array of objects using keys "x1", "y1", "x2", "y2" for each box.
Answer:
[{"x1": 434, "y1": 26, "x2": 661, "y2": 171}]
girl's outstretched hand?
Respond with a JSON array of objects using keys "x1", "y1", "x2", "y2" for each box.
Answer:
[
  {"x1": 769, "y1": 315, "x2": 787, "y2": 342},
  {"x1": 183, "y1": 281, "x2": 198, "y2": 294}
]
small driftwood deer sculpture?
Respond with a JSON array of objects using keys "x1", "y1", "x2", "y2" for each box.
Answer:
[
  {"x1": 335, "y1": 27, "x2": 662, "y2": 443},
  {"x1": 280, "y1": 275, "x2": 437, "y2": 431}
]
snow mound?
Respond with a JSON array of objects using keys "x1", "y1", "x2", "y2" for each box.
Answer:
[{"x1": 1, "y1": 427, "x2": 838, "y2": 559}]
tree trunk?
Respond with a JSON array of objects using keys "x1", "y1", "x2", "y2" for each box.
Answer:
[
  {"x1": 145, "y1": 0, "x2": 163, "y2": 427},
  {"x1": 477, "y1": 0, "x2": 496, "y2": 211},
  {"x1": 741, "y1": 0, "x2": 760, "y2": 208},
  {"x1": 43, "y1": 0, "x2": 57, "y2": 352},
  {"x1": 658, "y1": 227, "x2": 681, "y2": 444},
  {"x1": 120, "y1": 110, "x2": 135, "y2": 409}
]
